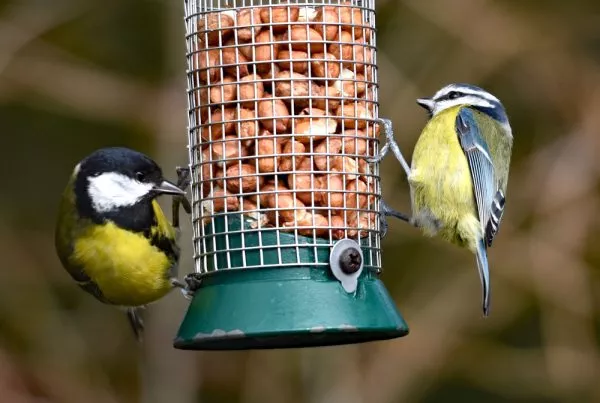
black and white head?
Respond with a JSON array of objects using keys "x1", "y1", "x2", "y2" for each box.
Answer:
[
  {"x1": 73, "y1": 147, "x2": 183, "y2": 229},
  {"x1": 417, "y1": 83, "x2": 512, "y2": 136}
]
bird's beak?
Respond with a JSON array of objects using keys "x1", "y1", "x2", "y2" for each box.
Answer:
[
  {"x1": 416, "y1": 98, "x2": 435, "y2": 112},
  {"x1": 154, "y1": 180, "x2": 186, "y2": 196}
]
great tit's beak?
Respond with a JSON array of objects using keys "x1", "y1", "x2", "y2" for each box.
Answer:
[
  {"x1": 154, "y1": 180, "x2": 186, "y2": 196},
  {"x1": 416, "y1": 98, "x2": 435, "y2": 112}
]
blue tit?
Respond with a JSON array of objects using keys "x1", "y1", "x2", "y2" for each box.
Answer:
[
  {"x1": 55, "y1": 147, "x2": 188, "y2": 340},
  {"x1": 409, "y1": 83, "x2": 513, "y2": 316}
]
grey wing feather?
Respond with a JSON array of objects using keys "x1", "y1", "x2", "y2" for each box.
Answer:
[
  {"x1": 486, "y1": 189, "x2": 506, "y2": 247},
  {"x1": 456, "y1": 108, "x2": 496, "y2": 239}
]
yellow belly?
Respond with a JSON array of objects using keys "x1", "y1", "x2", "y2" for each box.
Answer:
[
  {"x1": 409, "y1": 107, "x2": 481, "y2": 250},
  {"x1": 72, "y1": 222, "x2": 174, "y2": 306}
]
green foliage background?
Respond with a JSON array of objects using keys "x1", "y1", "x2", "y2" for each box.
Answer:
[{"x1": 1, "y1": 0, "x2": 599, "y2": 402}]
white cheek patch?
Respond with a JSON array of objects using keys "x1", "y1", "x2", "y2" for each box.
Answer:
[
  {"x1": 433, "y1": 95, "x2": 495, "y2": 116},
  {"x1": 88, "y1": 172, "x2": 154, "y2": 213}
]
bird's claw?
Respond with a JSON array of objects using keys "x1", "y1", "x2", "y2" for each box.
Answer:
[
  {"x1": 175, "y1": 166, "x2": 192, "y2": 193},
  {"x1": 181, "y1": 273, "x2": 204, "y2": 300},
  {"x1": 369, "y1": 118, "x2": 412, "y2": 177},
  {"x1": 366, "y1": 143, "x2": 389, "y2": 164},
  {"x1": 172, "y1": 276, "x2": 199, "y2": 300},
  {"x1": 172, "y1": 167, "x2": 192, "y2": 228}
]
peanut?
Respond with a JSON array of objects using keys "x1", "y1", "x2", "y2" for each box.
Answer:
[
  {"x1": 314, "y1": 138, "x2": 342, "y2": 171},
  {"x1": 287, "y1": 171, "x2": 318, "y2": 205},
  {"x1": 333, "y1": 156, "x2": 360, "y2": 181},
  {"x1": 335, "y1": 102, "x2": 372, "y2": 129},
  {"x1": 329, "y1": 31, "x2": 372, "y2": 72},
  {"x1": 293, "y1": 107, "x2": 338, "y2": 143},
  {"x1": 312, "y1": 85, "x2": 342, "y2": 112},
  {"x1": 201, "y1": 108, "x2": 236, "y2": 140},
  {"x1": 210, "y1": 187, "x2": 240, "y2": 213},
  {"x1": 298, "y1": 6, "x2": 318, "y2": 23},
  {"x1": 277, "y1": 50, "x2": 309, "y2": 74},
  {"x1": 278, "y1": 140, "x2": 306, "y2": 172},
  {"x1": 193, "y1": 87, "x2": 210, "y2": 120},
  {"x1": 252, "y1": 30, "x2": 281, "y2": 73},
  {"x1": 209, "y1": 76, "x2": 237, "y2": 104},
  {"x1": 291, "y1": 213, "x2": 329, "y2": 237},
  {"x1": 283, "y1": 26, "x2": 324, "y2": 53},
  {"x1": 346, "y1": 178, "x2": 369, "y2": 211},
  {"x1": 274, "y1": 71, "x2": 317, "y2": 108},
  {"x1": 235, "y1": 8, "x2": 262, "y2": 41},
  {"x1": 330, "y1": 214, "x2": 347, "y2": 239},
  {"x1": 256, "y1": 131, "x2": 282, "y2": 174},
  {"x1": 311, "y1": 52, "x2": 341, "y2": 78},
  {"x1": 239, "y1": 74, "x2": 265, "y2": 108},
  {"x1": 224, "y1": 163, "x2": 264, "y2": 194},
  {"x1": 197, "y1": 11, "x2": 235, "y2": 46},
  {"x1": 330, "y1": 68, "x2": 358, "y2": 98},
  {"x1": 314, "y1": 138, "x2": 360, "y2": 180},
  {"x1": 236, "y1": 108, "x2": 259, "y2": 146},
  {"x1": 313, "y1": 7, "x2": 341, "y2": 41},
  {"x1": 262, "y1": 182, "x2": 306, "y2": 224},
  {"x1": 317, "y1": 174, "x2": 344, "y2": 208},
  {"x1": 342, "y1": 136, "x2": 368, "y2": 156},
  {"x1": 356, "y1": 212, "x2": 377, "y2": 237},
  {"x1": 199, "y1": 148, "x2": 215, "y2": 197},
  {"x1": 222, "y1": 46, "x2": 250, "y2": 76},
  {"x1": 257, "y1": 95, "x2": 290, "y2": 133},
  {"x1": 194, "y1": 49, "x2": 221, "y2": 84},
  {"x1": 211, "y1": 135, "x2": 249, "y2": 167},
  {"x1": 260, "y1": 5, "x2": 300, "y2": 32},
  {"x1": 338, "y1": 3, "x2": 365, "y2": 39},
  {"x1": 355, "y1": 73, "x2": 368, "y2": 96}
]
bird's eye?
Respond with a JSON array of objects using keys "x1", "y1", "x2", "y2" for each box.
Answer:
[
  {"x1": 135, "y1": 171, "x2": 145, "y2": 181},
  {"x1": 448, "y1": 91, "x2": 462, "y2": 100}
]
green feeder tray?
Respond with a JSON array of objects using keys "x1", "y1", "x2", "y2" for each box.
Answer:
[{"x1": 174, "y1": 215, "x2": 408, "y2": 350}]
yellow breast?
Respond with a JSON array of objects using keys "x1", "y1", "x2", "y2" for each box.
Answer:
[
  {"x1": 409, "y1": 106, "x2": 480, "y2": 248},
  {"x1": 71, "y1": 221, "x2": 174, "y2": 306}
]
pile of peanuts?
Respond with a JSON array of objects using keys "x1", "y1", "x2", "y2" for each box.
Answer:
[{"x1": 192, "y1": 2, "x2": 380, "y2": 239}]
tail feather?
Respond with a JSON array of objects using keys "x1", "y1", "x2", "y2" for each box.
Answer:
[{"x1": 475, "y1": 239, "x2": 491, "y2": 316}]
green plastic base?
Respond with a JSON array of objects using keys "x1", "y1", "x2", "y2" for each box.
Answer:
[{"x1": 173, "y1": 215, "x2": 409, "y2": 350}]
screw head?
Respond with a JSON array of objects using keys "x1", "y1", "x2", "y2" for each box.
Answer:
[{"x1": 339, "y1": 247, "x2": 362, "y2": 274}]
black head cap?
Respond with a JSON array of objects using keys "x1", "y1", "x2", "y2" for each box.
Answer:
[{"x1": 77, "y1": 147, "x2": 164, "y2": 186}]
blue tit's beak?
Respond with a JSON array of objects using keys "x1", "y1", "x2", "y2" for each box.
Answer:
[
  {"x1": 154, "y1": 180, "x2": 186, "y2": 196},
  {"x1": 417, "y1": 98, "x2": 435, "y2": 112}
]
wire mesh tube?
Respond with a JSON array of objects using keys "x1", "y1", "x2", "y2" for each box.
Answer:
[{"x1": 184, "y1": 0, "x2": 382, "y2": 275}]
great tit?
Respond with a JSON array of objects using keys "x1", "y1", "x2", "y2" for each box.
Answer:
[
  {"x1": 55, "y1": 147, "x2": 188, "y2": 340},
  {"x1": 371, "y1": 84, "x2": 513, "y2": 316}
]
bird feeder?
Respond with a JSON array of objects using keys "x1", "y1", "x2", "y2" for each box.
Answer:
[{"x1": 174, "y1": 0, "x2": 408, "y2": 350}]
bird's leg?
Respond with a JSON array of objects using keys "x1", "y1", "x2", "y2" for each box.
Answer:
[
  {"x1": 378, "y1": 199, "x2": 413, "y2": 237},
  {"x1": 367, "y1": 118, "x2": 412, "y2": 177},
  {"x1": 126, "y1": 307, "x2": 145, "y2": 342},
  {"x1": 172, "y1": 166, "x2": 192, "y2": 229}
]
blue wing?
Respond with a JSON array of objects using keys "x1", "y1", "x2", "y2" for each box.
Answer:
[{"x1": 455, "y1": 108, "x2": 496, "y2": 239}]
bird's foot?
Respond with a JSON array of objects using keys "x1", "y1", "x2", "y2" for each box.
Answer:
[
  {"x1": 175, "y1": 166, "x2": 192, "y2": 193},
  {"x1": 172, "y1": 274, "x2": 203, "y2": 300},
  {"x1": 367, "y1": 118, "x2": 412, "y2": 177},
  {"x1": 172, "y1": 167, "x2": 192, "y2": 228},
  {"x1": 379, "y1": 199, "x2": 413, "y2": 237}
]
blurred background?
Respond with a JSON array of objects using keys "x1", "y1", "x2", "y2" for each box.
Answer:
[{"x1": 1, "y1": 0, "x2": 600, "y2": 402}]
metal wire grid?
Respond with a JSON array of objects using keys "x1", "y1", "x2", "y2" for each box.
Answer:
[{"x1": 184, "y1": 0, "x2": 382, "y2": 274}]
